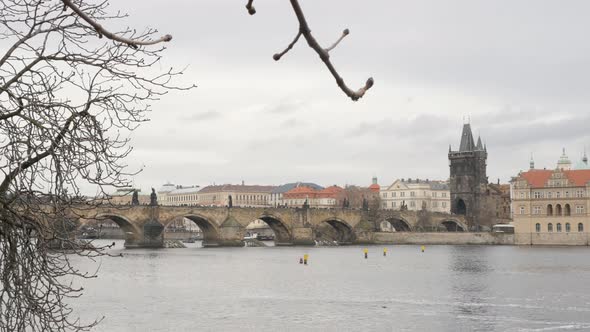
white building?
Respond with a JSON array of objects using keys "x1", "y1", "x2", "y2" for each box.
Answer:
[
  {"x1": 380, "y1": 178, "x2": 450, "y2": 213},
  {"x1": 158, "y1": 183, "x2": 201, "y2": 206}
]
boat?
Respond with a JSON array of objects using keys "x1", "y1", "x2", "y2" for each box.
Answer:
[{"x1": 243, "y1": 232, "x2": 258, "y2": 240}]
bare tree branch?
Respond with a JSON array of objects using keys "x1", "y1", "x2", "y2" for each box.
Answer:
[
  {"x1": 61, "y1": 0, "x2": 172, "y2": 48},
  {"x1": 325, "y1": 29, "x2": 349, "y2": 52},
  {"x1": 273, "y1": 31, "x2": 302, "y2": 61},
  {"x1": 249, "y1": 0, "x2": 374, "y2": 101},
  {"x1": 245, "y1": 0, "x2": 256, "y2": 15}
]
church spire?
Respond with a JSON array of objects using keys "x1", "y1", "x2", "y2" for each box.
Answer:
[
  {"x1": 583, "y1": 147, "x2": 588, "y2": 165},
  {"x1": 459, "y1": 123, "x2": 476, "y2": 152},
  {"x1": 476, "y1": 135, "x2": 483, "y2": 150},
  {"x1": 530, "y1": 153, "x2": 535, "y2": 169}
]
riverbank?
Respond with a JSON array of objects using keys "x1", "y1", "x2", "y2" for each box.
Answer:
[{"x1": 372, "y1": 232, "x2": 514, "y2": 245}]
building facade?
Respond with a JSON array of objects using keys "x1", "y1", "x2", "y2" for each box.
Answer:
[
  {"x1": 197, "y1": 183, "x2": 276, "y2": 207},
  {"x1": 282, "y1": 185, "x2": 343, "y2": 208},
  {"x1": 158, "y1": 183, "x2": 201, "y2": 206},
  {"x1": 512, "y1": 150, "x2": 590, "y2": 245},
  {"x1": 380, "y1": 178, "x2": 450, "y2": 212},
  {"x1": 269, "y1": 182, "x2": 324, "y2": 207},
  {"x1": 109, "y1": 187, "x2": 150, "y2": 205}
]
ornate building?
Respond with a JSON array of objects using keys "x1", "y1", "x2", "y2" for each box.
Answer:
[
  {"x1": 448, "y1": 122, "x2": 511, "y2": 230},
  {"x1": 282, "y1": 185, "x2": 343, "y2": 208},
  {"x1": 380, "y1": 178, "x2": 450, "y2": 213},
  {"x1": 512, "y1": 149, "x2": 590, "y2": 245}
]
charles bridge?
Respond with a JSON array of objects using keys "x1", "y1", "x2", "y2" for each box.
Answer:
[{"x1": 72, "y1": 205, "x2": 469, "y2": 248}]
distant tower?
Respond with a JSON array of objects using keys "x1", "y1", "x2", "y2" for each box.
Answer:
[
  {"x1": 448, "y1": 122, "x2": 488, "y2": 230},
  {"x1": 557, "y1": 148, "x2": 572, "y2": 171},
  {"x1": 583, "y1": 148, "x2": 588, "y2": 166},
  {"x1": 530, "y1": 153, "x2": 535, "y2": 169}
]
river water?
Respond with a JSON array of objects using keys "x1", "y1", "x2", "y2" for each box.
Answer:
[{"x1": 69, "y1": 240, "x2": 590, "y2": 331}]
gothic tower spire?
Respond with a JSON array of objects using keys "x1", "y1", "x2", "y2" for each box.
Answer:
[{"x1": 459, "y1": 123, "x2": 476, "y2": 151}]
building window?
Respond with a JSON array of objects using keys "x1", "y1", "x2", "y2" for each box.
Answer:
[
  {"x1": 433, "y1": 201, "x2": 438, "y2": 207},
  {"x1": 533, "y1": 206, "x2": 542, "y2": 215},
  {"x1": 548, "y1": 223, "x2": 553, "y2": 232},
  {"x1": 565, "y1": 204, "x2": 571, "y2": 216},
  {"x1": 565, "y1": 191, "x2": 570, "y2": 198},
  {"x1": 410, "y1": 192, "x2": 415, "y2": 197},
  {"x1": 547, "y1": 204, "x2": 553, "y2": 216},
  {"x1": 557, "y1": 223, "x2": 562, "y2": 232},
  {"x1": 410, "y1": 201, "x2": 416, "y2": 207},
  {"x1": 547, "y1": 192, "x2": 552, "y2": 199},
  {"x1": 566, "y1": 223, "x2": 571, "y2": 232},
  {"x1": 576, "y1": 205, "x2": 585, "y2": 214},
  {"x1": 579, "y1": 223, "x2": 584, "y2": 232},
  {"x1": 519, "y1": 206, "x2": 525, "y2": 215},
  {"x1": 520, "y1": 192, "x2": 524, "y2": 199},
  {"x1": 392, "y1": 192, "x2": 396, "y2": 197},
  {"x1": 556, "y1": 192, "x2": 561, "y2": 198},
  {"x1": 556, "y1": 204, "x2": 562, "y2": 216},
  {"x1": 392, "y1": 202, "x2": 396, "y2": 207},
  {"x1": 442, "y1": 202, "x2": 447, "y2": 208},
  {"x1": 576, "y1": 190, "x2": 584, "y2": 198},
  {"x1": 442, "y1": 193, "x2": 447, "y2": 198},
  {"x1": 382, "y1": 193, "x2": 387, "y2": 198},
  {"x1": 535, "y1": 223, "x2": 541, "y2": 232},
  {"x1": 382, "y1": 202, "x2": 387, "y2": 208},
  {"x1": 400, "y1": 192, "x2": 405, "y2": 197},
  {"x1": 534, "y1": 191, "x2": 541, "y2": 199},
  {"x1": 432, "y1": 192, "x2": 437, "y2": 198}
]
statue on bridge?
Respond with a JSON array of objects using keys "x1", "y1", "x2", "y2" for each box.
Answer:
[
  {"x1": 150, "y1": 188, "x2": 158, "y2": 206},
  {"x1": 228, "y1": 195, "x2": 233, "y2": 208},
  {"x1": 303, "y1": 198, "x2": 309, "y2": 209},
  {"x1": 361, "y1": 197, "x2": 369, "y2": 211},
  {"x1": 400, "y1": 200, "x2": 408, "y2": 211},
  {"x1": 131, "y1": 190, "x2": 139, "y2": 206}
]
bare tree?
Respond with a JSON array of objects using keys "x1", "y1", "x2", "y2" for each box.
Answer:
[
  {"x1": 0, "y1": 0, "x2": 189, "y2": 330},
  {"x1": 0, "y1": 0, "x2": 373, "y2": 330}
]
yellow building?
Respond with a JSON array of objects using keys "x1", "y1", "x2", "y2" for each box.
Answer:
[{"x1": 512, "y1": 150, "x2": 590, "y2": 245}]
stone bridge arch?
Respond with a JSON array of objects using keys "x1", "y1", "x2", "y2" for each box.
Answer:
[
  {"x1": 94, "y1": 213, "x2": 142, "y2": 246},
  {"x1": 257, "y1": 213, "x2": 293, "y2": 246},
  {"x1": 382, "y1": 216, "x2": 413, "y2": 232},
  {"x1": 438, "y1": 218, "x2": 467, "y2": 232},
  {"x1": 163, "y1": 213, "x2": 222, "y2": 247},
  {"x1": 316, "y1": 217, "x2": 355, "y2": 244}
]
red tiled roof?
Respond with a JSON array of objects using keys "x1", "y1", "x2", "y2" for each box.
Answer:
[
  {"x1": 520, "y1": 169, "x2": 590, "y2": 188},
  {"x1": 564, "y1": 170, "x2": 590, "y2": 186},
  {"x1": 368, "y1": 183, "x2": 380, "y2": 193},
  {"x1": 520, "y1": 170, "x2": 553, "y2": 188}
]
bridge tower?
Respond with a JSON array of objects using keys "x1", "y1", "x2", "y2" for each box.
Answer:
[{"x1": 448, "y1": 121, "x2": 488, "y2": 230}]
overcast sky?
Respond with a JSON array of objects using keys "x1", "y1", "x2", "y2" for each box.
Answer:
[{"x1": 103, "y1": 0, "x2": 590, "y2": 193}]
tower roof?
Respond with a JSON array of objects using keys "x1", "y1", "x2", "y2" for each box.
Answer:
[
  {"x1": 476, "y1": 136, "x2": 483, "y2": 150},
  {"x1": 459, "y1": 123, "x2": 476, "y2": 152}
]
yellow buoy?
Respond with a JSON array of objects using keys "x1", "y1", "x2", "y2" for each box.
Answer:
[
  {"x1": 383, "y1": 248, "x2": 387, "y2": 256},
  {"x1": 363, "y1": 248, "x2": 368, "y2": 259},
  {"x1": 303, "y1": 254, "x2": 309, "y2": 265},
  {"x1": 421, "y1": 245, "x2": 425, "y2": 253}
]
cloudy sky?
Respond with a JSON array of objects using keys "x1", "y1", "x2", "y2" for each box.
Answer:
[{"x1": 105, "y1": 0, "x2": 590, "y2": 192}]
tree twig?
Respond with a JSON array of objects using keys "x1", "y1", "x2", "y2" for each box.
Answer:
[
  {"x1": 273, "y1": 31, "x2": 302, "y2": 61},
  {"x1": 249, "y1": 0, "x2": 374, "y2": 101},
  {"x1": 61, "y1": 0, "x2": 172, "y2": 48},
  {"x1": 246, "y1": 0, "x2": 256, "y2": 15},
  {"x1": 288, "y1": 0, "x2": 373, "y2": 101}
]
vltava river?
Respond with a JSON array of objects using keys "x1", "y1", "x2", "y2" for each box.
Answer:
[{"x1": 70, "y1": 241, "x2": 590, "y2": 331}]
